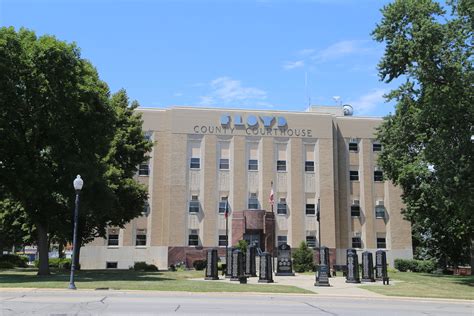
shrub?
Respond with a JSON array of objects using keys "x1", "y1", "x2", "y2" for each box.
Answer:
[
  {"x1": 193, "y1": 259, "x2": 207, "y2": 270},
  {"x1": 134, "y1": 261, "x2": 158, "y2": 272},
  {"x1": 394, "y1": 258, "x2": 411, "y2": 272},
  {"x1": 292, "y1": 241, "x2": 314, "y2": 273},
  {"x1": 415, "y1": 260, "x2": 436, "y2": 273},
  {"x1": 394, "y1": 259, "x2": 436, "y2": 273},
  {"x1": 0, "y1": 254, "x2": 28, "y2": 268},
  {"x1": 0, "y1": 261, "x2": 15, "y2": 269},
  {"x1": 235, "y1": 240, "x2": 248, "y2": 254}
]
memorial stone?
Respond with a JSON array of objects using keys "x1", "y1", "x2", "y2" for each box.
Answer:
[
  {"x1": 258, "y1": 252, "x2": 274, "y2": 283},
  {"x1": 275, "y1": 243, "x2": 295, "y2": 276},
  {"x1": 346, "y1": 248, "x2": 361, "y2": 283},
  {"x1": 245, "y1": 244, "x2": 257, "y2": 277},
  {"x1": 320, "y1": 246, "x2": 332, "y2": 278},
  {"x1": 205, "y1": 248, "x2": 219, "y2": 280},
  {"x1": 231, "y1": 249, "x2": 245, "y2": 282},
  {"x1": 361, "y1": 251, "x2": 375, "y2": 282},
  {"x1": 225, "y1": 247, "x2": 234, "y2": 278},
  {"x1": 376, "y1": 250, "x2": 389, "y2": 284}
]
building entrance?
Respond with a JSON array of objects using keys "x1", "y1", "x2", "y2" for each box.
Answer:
[{"x1": 243, "y1": 232, "x2": 261, "y2": 249}]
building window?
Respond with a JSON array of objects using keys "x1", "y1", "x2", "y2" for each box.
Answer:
[
  {"x1": 377, "y1": 237, "x2": 386, "y2": 249},
  {"x1": 219, "y1": 158, "x2": 229, "y2": 170},
  {"x1": 142, "y1": 201, "x2": 150, "y2": 216},
  {"x1": 189, "y1": 195, "x2": 200, "y2": 213},
  {"x1": 373, "y1": 143, "x2": 382, "y2": 152},
  {"x1": 349, "y1": 140, "x2": 358, "y2": 152},
  {"x1": 277, "y1": 236, "x2": 287, "y2": 247},
  {"x1": 188, "y1": 234, "x2": 199, "y2": 246},
  {"x1": 375, "y1": 205, "x2": 385, "y2": 218},
  {"x1": 106, "y1": 262, "x2": 118, "y2": 269},
  {"x1": 305, "y1": 161, "x2": 314, "y2": 172},
  {"x1": 138, "y1": 163, "x2": 149, "y2": 176},
  {"x1": 374, "y1": 170, "x2": 384, "y2": 182},
  {"x1": 136, "y1": 229, "x2": 147, "y2": 246},
  {"x1": 352, "y1": 237, "x2": 362, "y2": 248},
  {"x1": 218, "y1": 235, "x2": 227, "y2": 246},
  {"x1": 190, "y1": 157, "x2": 200, "y2": 169},
  {"x1": 107, "y1": 230, "x2": 119, "y2": 246},
  {"x1": 277, "y1": 160, "x2": 286, "y2": 171},
  {"x1": 144, "y1": 131, "x2": 152, "y2": 141},
  {"x1": 351, "y1": 203, "x2": 361, "y2": 217},
  {"x1": 306, "y1": 236, "x2": 316, "y2": 248},
  {"x1": 248, "y1": 193, "x2": 259, "y2": 209},
  {"x1": 350, "y1": 170, "x2": 359, "y2": 181},
  {"x1": 305, "y1": 203, "x2": 316, "y2": 215},
  {"x1": 248, "y1": 159, "x2": 258, "y2": 171},
  {"x1": 277, "y1": 198, "x2": 287, "y2": 215},
  {"x1": 218, "y1": 197, "x2": 228, "y2": 214}
]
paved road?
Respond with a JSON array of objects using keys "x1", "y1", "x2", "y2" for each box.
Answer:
[{"x1": 0, "y1": 290, "x2": 472, "y2": 316}]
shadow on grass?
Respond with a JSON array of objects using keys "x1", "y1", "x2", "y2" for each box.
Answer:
[{"x1": 0, "y1": 269, "x2": 175, "y2": 284}]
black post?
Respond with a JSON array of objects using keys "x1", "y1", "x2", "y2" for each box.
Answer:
[
  {"x1": 225, "y1": 196, "x2": 229, "y2": 272},
  {"x1": 317, "y1": 198, "x2": 321, "y2": 265},
  {"x1": 68, "y1": 190, "x2": 80, "y2": 290}
]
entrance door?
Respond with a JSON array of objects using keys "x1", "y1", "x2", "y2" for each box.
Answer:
[{"x1": 243, "y1": 232, "x2": 261, "y2": 249}]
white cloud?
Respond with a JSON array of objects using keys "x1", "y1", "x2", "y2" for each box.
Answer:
[
  {"x1": 283, "y1": 60, "x2": 305, "y2": 70},
  {"x1": 313, "y1": 40, "x2": 372, "y2": 63},
  {"x1": 348, "y1": 89, "x2": 387, "y2": 115},
  {"x1": 173, "y1": 92, "x2": 184, "y2": 97},
  {"x1": 297, "y1": 48, "x2": 316, "y2": 56},
  {"x1": 199, "y1": 77, "x2": 268, "y2": 107}
]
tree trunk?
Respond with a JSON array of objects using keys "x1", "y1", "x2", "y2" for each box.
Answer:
[
  {"x1": 58, "y1": 242, "x2": 65, "y2": 259},
  {"x1": 36, "y1": 223, "x2": 50, "y2": 275},
  {"x1": 0, "y1": 238, "x2": 4, "y2": 257}
]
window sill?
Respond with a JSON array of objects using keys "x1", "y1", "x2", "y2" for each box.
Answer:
[
  {"x1": 277, "y1": 213, "x2": 287, "y2": 216},
  {"x1": 305, "y1": 171, "x2": 315, "y2": 174},
  {"x1": 135, "y1": 246, "x2": 147, "y2": 249},
  {"x1": 248, "y1": 170, "x2": 259, "y2": 172},
  {"x1": 138, "y1": 174, "x2": 149, "y2": 177},
  {"x1": 107, "y1": 246, "x2": 120, "y2": 249},
  {"x1": 190, "y1": 168, "x2": 201, "y2": 171},
  {"x1": 305, "y1": 214, "x2": 316, "y2": 217},
  {"x1": 277, "y1": 170, "x2": 287, "y2": 173}
]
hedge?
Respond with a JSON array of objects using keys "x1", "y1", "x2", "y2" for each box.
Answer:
[
  {"x1": 0, "y1": 254, "x2": 28, "y2": 268},
  {"x1": 133, "y1": 261, "x2": 159, "y2": 271},
  {"x1": 394, "y1": 259, "x2": 436, "y2": 273}
]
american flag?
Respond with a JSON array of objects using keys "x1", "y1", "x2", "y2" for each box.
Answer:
[
  {"x1": 224, "y1": 197, "x2": 229, "y2": 218},
  {"x1": 269, "y1": 181, "x2": 274, "y2": 205}
]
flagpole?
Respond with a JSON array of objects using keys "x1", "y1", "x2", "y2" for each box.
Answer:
[
  {"x1": 225, "y1": 196, "x2": 229, "y2": 271},
  {"x1": 270, "y1": 181, "x2": 276, "y2": 272}
]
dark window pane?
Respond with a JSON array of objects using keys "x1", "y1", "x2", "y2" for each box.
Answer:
[
  {"x1": 136, "y1": 234, "x2": 147, "y2": 246},
  {"x1": 305, "y1": 204, "x2": 315, "y2": 215},
  {"x1": 375, "y1": 206, "x2": 385, "y2": 218},
  {"x1": 218, "y1": 235, "x2": 227, "y2": 246},
  {"x1": 219, "y1": 158, "x2": 229, "y2": 170},
  {"x1": 190, "y1": 158, "x2": 200, "y2": 169},
  {"x1": 277, "y1": 160, "x2": 286, "y2": 171},
  {"x1": 138, "y1": 164, "x2": 149, "y2": 176},
  {"x1": 106, "y1": 262, "x2": 118, "y2": 269},
  {"x1": 349, "y1": 142, "x2": 358, "y2": 151},
  {"x1": 305, "y1": 161, "x2": 314, "y2": 172},
  {"x1": 352, "y1": 237, "x2": 362, "y2": 248},
  {"x1": 108, "y1": 234, "x2": 119, "y2": 246},
  {"x1": 248, "y1": 159, "x2": 258, "y2": 171},
  {"x1": 277, "y1": 203, "x2": 287, "y2": 214},
  {"x1": 351, "y1": 205, "x2": 360, "y2": 217},
  {"x1": 189, "y1": 201, "x2": 200, "y2": 213},
  {"x1": 373, "y1": 143, "x2": 382, "y2": 152},
  {"x1": 306, "y1": 236, "x2": 316, "y2": 248},
  {"x1": 374, "y1": 171, "x2": 383, "y2": 181},
  {"x1": 377, "y1": 238, "x2": 386, "y2": 249},
  {"x1": 248, "y1": 198, "x2": 259, "y2": 209},
  {"x1": 350, "y1": 170, "x2": 359, "y2": 181},
  {"x1": 188, "y1": 234, "x2": 199, "y2": 246}
]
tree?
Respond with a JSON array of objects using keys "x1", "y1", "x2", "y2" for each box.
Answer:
[
  {"x1": 0, "y1": 27, "x2": 152, "y2": 275},
  {"x1": 372, "y1": 0, "x2": 473, "y2": 270},
  {"x1": 292, "y1": 241, "x2": 314, "y2": 273},
  {"x1": 0, "y1": 198, "x2": 30, "y2": 254}
]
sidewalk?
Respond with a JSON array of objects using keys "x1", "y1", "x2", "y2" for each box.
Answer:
[{"x1": 193, "y1": 273, "x2": 389, "y2": 297}]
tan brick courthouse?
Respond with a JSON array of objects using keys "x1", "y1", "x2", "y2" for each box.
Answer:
[{"x1": 80, "y1": 105, "x2": 413, "y2": 269}]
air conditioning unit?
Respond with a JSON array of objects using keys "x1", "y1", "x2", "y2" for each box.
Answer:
[
  {"x1": 375, "y1": 166, "x2": 382, "y2": 171},
  {"x1": 190, "y1": 229, "x2": 198, "y2": 235},
  {"x1": 353, "y1": 232, "x2": 361, "y2": 237},
  {"x1": 349, "y1": 138, "x2": 358, "y2": 143},
  {"x1": 376, "y1": 200, "x2": 384, "y2": 206},
  {"x1": 352, "y1": 199, "x2": 360, "y2": 205}
]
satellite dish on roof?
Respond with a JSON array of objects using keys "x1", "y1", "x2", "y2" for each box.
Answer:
[{"x1": 343, "y1": 104, "x2": 353, "y2": 116}]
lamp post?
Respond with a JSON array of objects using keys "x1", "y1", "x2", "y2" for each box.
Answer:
[
  {"x1": 69, "y1": 175, "x2": 83, "y2": 290},
  {"x1": 317, "y1": 198, "x2": 321, "y2": 265}
]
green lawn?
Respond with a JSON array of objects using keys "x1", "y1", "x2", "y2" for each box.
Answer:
[
  {"x1": 360, "y1": 272, "x2": 474, "y2": 300},
  {"x1": 0, "y1": 269, "x2": 312, "y2": 294}
]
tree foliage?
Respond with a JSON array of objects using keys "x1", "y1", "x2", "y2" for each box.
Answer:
[
  {"x1": 292, "y1": 241, "x2": 314, "y2": 273},
  {"x1": 0, "y1": 27, "x2": 152, "y2": 274},
  {"x1": 372, "y1": 0, "x2": 473, "y2": 267}
]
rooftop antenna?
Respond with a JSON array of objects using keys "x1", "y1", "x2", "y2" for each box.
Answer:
[{"x1": 305, "y1": 71, "x2": 311, "y2": 108}]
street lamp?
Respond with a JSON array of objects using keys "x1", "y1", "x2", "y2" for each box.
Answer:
[{"x1": 69, "y1": 175, "x2": 83, "y2": 290}]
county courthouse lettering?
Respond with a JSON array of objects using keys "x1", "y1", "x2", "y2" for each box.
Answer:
[{"x1": 193, "y1": 114, "x2": 313, "y2": 137}]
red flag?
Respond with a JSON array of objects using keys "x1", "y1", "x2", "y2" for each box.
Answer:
[
  {"x1": 269, "y1": 181, "x2": 274, "y2": 205},
  {"x1": 224, "y1": 198, "x2": 229, "y2": 218}
]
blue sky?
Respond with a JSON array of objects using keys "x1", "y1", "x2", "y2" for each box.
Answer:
[{"x1": 1, "y1": 0, "x2": 403, "y2": 116}]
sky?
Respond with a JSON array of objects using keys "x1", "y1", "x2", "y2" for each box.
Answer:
[{"x1": 1, "y1": 0, "x2": 405, "y2": 116}]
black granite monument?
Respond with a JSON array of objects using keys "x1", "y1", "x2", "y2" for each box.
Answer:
[
  {"x1": 245, "y1": 244, "x2": 257, "y2": 277},
  {"x1": 375, "y1": 250, "x2": 389, "y2": 285},
  {"x1": 258, "y1": 252, "x2": 274, "y2": 283},
  {"x1": 275, "y1": 243, "x2": 295, "y2": 276},
  {"x1": 346, "y1": 248, "x2": 361, "y2": 283},
  {"x1": 361, "y1": 251, "x2": 375, "y2": 282},
  {"x1": 230, "y1": 249, "x2": 246, "y2": 283},
  {"x1": 225, "y1": 247, "x2": 234, "y2": 278},
  {"x1": 205, "y1": 248, "x2": 219, "y2": 280},
  {"x1": 315, "y1": 246, "x2": 330, "y2": 286}
]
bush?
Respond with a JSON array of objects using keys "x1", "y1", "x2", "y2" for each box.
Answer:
[
  {"x1": 292, "y1": 241, "x2": 314, "y2": 273},
  {"x1": 193, "y1": 259, "x2": 207, "y2": 270},
  {"x1": 0, "y1": 261, "x2": 16, "y2": 269},
  {"x1": 394, "y1": 258, "x2": 436, "y2": 273},
  {"x1": 33, "y1": 258, "x2": 77, "y2": 270},
  {"x1": 134, "y1": 261, "x2": 158, "y2": 272},
  {"x1": 0, "y1": 254, "x2": 28, "y2": 268},
  {"x1": 235, "y1": 240, "x2": 248, "y2": 254}
]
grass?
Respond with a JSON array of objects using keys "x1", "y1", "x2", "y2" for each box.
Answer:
[
  {"x1": 0, "y1": 268, "x2": 312, "y2": 294},
  {"x1": 360, "y1": 271, "x2": 474, "y2": 300}
]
